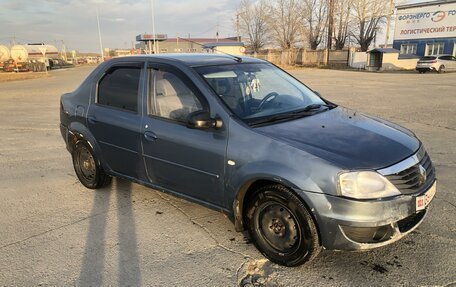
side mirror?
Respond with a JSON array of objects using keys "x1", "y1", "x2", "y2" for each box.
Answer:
[{"x1": 186, "y1": 110, "x2": 222, "y2": 130}]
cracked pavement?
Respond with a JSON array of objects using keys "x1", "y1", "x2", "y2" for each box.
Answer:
[{"x1": 0, "y1": 67, "x2": 455, "y2": 286}]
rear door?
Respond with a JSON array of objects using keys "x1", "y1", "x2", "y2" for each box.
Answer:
[
  {"x1": 87, "y1": 62, "x2": 145, "y2": 177},
  {"x1": 450, "y1": 56, "x2": 456, "y2": 70},
  {"x1": 439, "y1": 56, "x2": 455, "y2": 71},
  {"x1": 140, "y1": 63, "x2": 227, "y2": 206}
]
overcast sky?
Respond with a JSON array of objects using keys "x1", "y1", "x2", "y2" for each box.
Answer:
[{"x1": 0, "y1": 0, "x2": 430, "y2": 53}]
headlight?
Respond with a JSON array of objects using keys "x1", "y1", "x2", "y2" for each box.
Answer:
[{"x1": 338, "y1": 171, "x2": 400, "y2": 199}]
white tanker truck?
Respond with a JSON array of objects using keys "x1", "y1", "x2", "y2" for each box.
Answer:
[
  {"x1": 4, "y1": 43, "x2": 66, "y2": 72},
  {"x1": 0, "y1": 45, "x2": 10, "y2": 61},
  {"x1": 10, "y1": 43, "x2": 59, "y2": 62},
  {"x1": 2, "y1": 43, "x2": 74, "y2": 72},
  {"x1": 0, "y1": 45, "x2": 11, "y2": 71}
]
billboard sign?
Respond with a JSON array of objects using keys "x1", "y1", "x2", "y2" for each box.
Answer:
[
  {"x1": 136, "y1": 34, "x2": 168, "y2": 41},
  {"x1": 394, "y1": 2, "x2": 456, "y2": 40}
]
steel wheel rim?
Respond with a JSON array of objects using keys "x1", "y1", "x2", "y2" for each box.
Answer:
[
  {"x1": 78, "y1": 146, "x2": 96, "y2": 181},
  {"x1": 256, "y1": 202, "x2": 301, "y2": 253}
]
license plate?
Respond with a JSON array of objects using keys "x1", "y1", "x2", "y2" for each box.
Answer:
[{"x1": 416, "y1": 181, "x2": 437, "y2": 211}]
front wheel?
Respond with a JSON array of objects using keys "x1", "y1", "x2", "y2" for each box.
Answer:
[
  {"x1": 72, "y1": 141, "x2": 111, "y2": 189},
  {"x1": 245, "y1": 184, "x2": 321, "y2": 266}
]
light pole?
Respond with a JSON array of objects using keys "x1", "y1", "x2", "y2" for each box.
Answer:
[
  {"x1": 151, "y1": 0, "x2": 158, "y2": 54},
  {"x1": 96, "y1": 7, "x2": 104, "y2": 60},
  {"x1": 384, "y1": 0, "x2": 394, "y2": 48}
]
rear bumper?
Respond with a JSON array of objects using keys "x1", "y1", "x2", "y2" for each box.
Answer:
[
  {"x1": 416, "y1": 65, "x2": 437, "y2": 72},
  {"x1": 296, "y1": 180, "x2": 436, "y2": 251}
]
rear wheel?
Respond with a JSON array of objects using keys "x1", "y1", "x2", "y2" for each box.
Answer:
[
  {"x1": 72, "y1": 141, "x2": 111, "y2": 189},
  {"x1": 245, "y1": 184, "x2": 321, "y2": 266},
  {"x1": 438, "y1": 65, "x2": 445, "y2": 73}
]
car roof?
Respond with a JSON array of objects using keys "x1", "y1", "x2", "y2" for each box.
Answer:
[{"x1": 108, "y1": 53, "x2": 266, "y2": 67}]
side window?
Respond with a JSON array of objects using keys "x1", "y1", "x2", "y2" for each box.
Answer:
[
  {"x1": 149, "y1": 69, "x2": 204, "y2": 122},
  {"x1": 98, "y1": 67, "x2": 141, "y2": 112}
]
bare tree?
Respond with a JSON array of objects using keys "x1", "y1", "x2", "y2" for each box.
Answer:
[
  {"x1": 351, "y1": 0, "x2": 388, "y2": 51},
  {"x1": 301, "y1": 0, "x2": 327, "y2": 50},
  {"x1": 267, "y1": 0, "x2": 302, "y2": 51},
  {"x1": 237, "y1": 0, "x2": 270, "y2": 53},
  {"x1": 333, "y1": 0, "x2": 353, "y2": 50}
]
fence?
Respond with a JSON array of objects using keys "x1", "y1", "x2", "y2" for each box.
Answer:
[{"x1": 251, "y1": 49, "x2": 351, "y2": 67}]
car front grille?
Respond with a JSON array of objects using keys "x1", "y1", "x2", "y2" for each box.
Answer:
[{"x1": 384, "y1": 147, "x2": 435, "y2": 195}]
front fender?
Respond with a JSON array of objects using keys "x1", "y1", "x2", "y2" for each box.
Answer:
[{"x1": 226, "y1": 160, "x2": 324, "y2": 232}]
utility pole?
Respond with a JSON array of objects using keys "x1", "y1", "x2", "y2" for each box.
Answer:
[
  {"x1": 216, "y1": 23, "x2": 219, "y2": 43},
  {"x1": 384, "y1": 0, "x2": 394, "y2": 48},
  {"x1": 96, "y1": 7, "x2": 104, "y2": 61},
  {"x1": 151, "y1": 0, "x2": 157, "y2": 54},
  {"x1": 236, "y1": 14, "x2": 240, "y2": 42},
  {"x1": 61, "y1": 40, "x2": 67, "y2": 61},
  {"x1": 326, "y1": 0, "x2": 335, "y2": 65}
]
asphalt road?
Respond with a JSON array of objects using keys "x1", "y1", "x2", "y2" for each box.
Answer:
[{"x1": 0, "y1": 66, "x2": 455, "y2": 287}]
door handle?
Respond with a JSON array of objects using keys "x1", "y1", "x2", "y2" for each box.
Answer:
[
  {"x1": 87, "y1": 116, "x2": 97, "y2": 124},
  {"x1": 144, "y1": 131, "x2": 158, "y2": 141}
]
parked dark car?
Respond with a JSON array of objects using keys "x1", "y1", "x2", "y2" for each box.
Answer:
[{"x1": 60, "y1": 54, "x2": 437, "y2": 266}]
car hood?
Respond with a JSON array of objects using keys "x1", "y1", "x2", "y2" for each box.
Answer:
[{"x1": 254, "y1": 107, "x2": 420, "y2": 170}]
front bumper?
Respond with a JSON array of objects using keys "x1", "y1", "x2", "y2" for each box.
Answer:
[{"x1": 296, "y1": 180, "x2": 436, "y2": 251}]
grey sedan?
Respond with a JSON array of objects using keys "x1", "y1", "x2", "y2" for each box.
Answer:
[{"x1": 60, "y1": 54, "x2": 436, "y2": 266}]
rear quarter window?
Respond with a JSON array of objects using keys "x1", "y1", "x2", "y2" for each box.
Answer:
[
  {"x1": 438, "y1": 56, "x2": 451, "y2": 60},
  {"x1": 98, "y1": 67, "x2": 141, "y2": 112}
]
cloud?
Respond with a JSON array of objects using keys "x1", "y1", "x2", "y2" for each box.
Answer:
[{"x1": 0, "y1": 0, "x2": 239, "y2": 52}]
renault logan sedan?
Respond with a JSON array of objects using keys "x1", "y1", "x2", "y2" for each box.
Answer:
[{"x1": 60, "y1": 54, "x2": 436, "y2": 266}]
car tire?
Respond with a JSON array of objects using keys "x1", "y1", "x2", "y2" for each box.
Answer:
[
  {"x1": 72, "y1": 141, "x2": 111, "y2": 189},
  {"x1": 245, "y1": 184, "x2": 321, "y2": 266},
  {"x1": 438, "y1": 65, "x2": 445, "y2": 73}
]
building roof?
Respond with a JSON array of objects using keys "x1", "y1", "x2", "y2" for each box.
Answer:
[
  {"x1": 396, "y1": 0, "x2": 456, "y2": 10},
  {"x1": 110, "y1": 53, "x2": 264, "y2": 67},
  {"x1": 368, "y1": 48, "x2": 400, "y2": 54}
]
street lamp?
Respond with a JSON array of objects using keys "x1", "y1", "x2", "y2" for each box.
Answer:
[{"x1": 96, "y1": 7, "x2": 104, "y2": 60}]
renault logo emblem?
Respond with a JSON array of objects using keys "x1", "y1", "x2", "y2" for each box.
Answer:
[{"x1": 417, "y1": 165, "x2": 427, "y2": 185}]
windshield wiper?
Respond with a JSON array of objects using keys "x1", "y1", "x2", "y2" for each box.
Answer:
[
  {"x1": 248, "y1": 103, "x2": 336, "y2": 127},
  {"x1": 248, "y1": 110, "x2": 314, "y2": 127},
  {"x1": 297, "y1": 103, "x2": 336, "y2": 113}
]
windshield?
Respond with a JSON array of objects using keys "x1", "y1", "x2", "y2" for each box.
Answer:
[{"x1": 195, "y1": 63, "x2": 330, "y2": 125}]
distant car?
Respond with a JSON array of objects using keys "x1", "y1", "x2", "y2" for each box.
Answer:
[
  {"x1": 60, "y1": 54, "x2": 437, "y2": 266},
  {"x1": 49, "y1": 59, "x2": 74, "y2": 70},
  {"x1": 416, "y1": 54, "x2": 456, "y2": 73}
]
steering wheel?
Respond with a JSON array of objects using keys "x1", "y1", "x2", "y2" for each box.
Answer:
[{"x1": 258, "y1": 92, "x2": 279, "y2": 111}]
